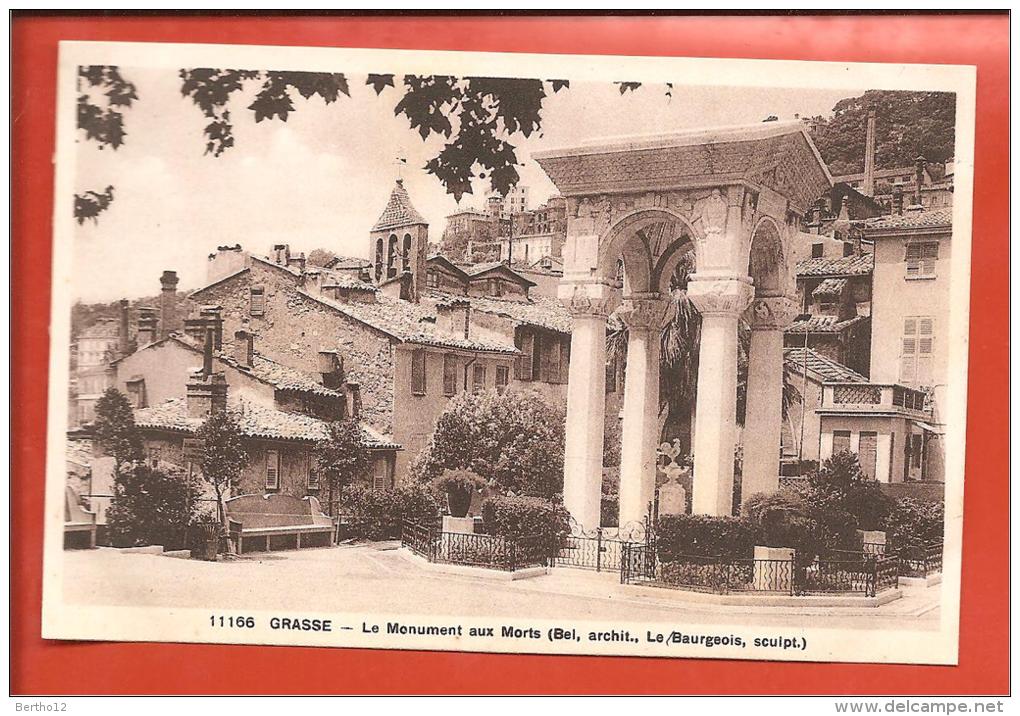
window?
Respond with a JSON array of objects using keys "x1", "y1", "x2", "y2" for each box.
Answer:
[
  {"x1": 426, "y1": 270, "x2": 439, "y2": 288},
  {"x1": 488, "y1": 278, "x2": 503, "y2": 297},
  {"x1": 859, "y1": 431, "x2": 878, "y2": 480},
  {"x1": 443, "y1": 354, "x2": 458, "y2": 396},
  {"x1": 410, "y1": 349, "x2": 427, "y2": 395},
  {"x1": 811, "y1": 243, "x2": 824, "y2": 258},
  {"x1": 250, "y1": 286, "x2": 265, "y2": 316},
  {"x1": 900, "y1": 317, "x2": 934, "y2": 384},
  {"x1": 126, "y1": 378, "x2": 146, "y2": 408},
  {"x1": 832, "y1": 430, "x2": 851, "y2": 455},
  {"x1": 373, "y1": 457, "x2": 390, "y2": 491},
  {"x1": 910, "y1": 433, "x2": 924, "y2": 470},
  {"x1": 148, "y1": 445, "x2": 162, "y2": 468},
  {"x1": 472, "y1": 364, "x2": 486, "y2": 393},
  {"x1": 495, "y1": 365, "x2": 509, "y2": 393},
  {"x1": 515, "y1": 332, "x2": 535, "y2": 381},
  {"x1": 265, "y1": 450, "x2": 280, "y2": 490},
  {"x1": 905, "y1": 241, "x2": 939, "y2": 278}
]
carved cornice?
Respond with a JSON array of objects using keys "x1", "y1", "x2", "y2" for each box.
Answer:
[
  {"x1": 618, "y1": 293, "x2": 674, "y2": 331},
  {"x1": 749, "y1": 296, "x2": 798, "y2": 330},
  {"x1": 686, "y1": 278, "x2": 754, "y2": 317}
]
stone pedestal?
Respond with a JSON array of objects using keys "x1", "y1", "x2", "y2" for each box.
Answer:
[
  {"x1": 657, "y1": 478, "x2": 688, "y2": 516},
  {"x1": 753, "y1": 545, "x2": 795, "y2": 592},
  {"x1": 742, "y1": 297, "x2": 796, "y2": 503},
  {"x1": 688, "y1": 278, "x2": 754, "y2": 516},
  {"x1": 857, "y1": 529, "x2": 887, "y2": 555},
  {"x1": 442, "y1": 516, "x2": 475, "y2": 535}
]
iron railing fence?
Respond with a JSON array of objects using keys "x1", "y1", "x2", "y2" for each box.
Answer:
[
  {"x1": 621, "y1": 550, "x2": 901, "y2": 597},
  {"x1": 400, "y1": 519, "x2": 549, "y2": 572},
  {"x1": 897, "y1": 541, "x2": 943, "y2": 578},
  {"x1": 556, "y1": 529, "x2": 625, "y2": 572}
]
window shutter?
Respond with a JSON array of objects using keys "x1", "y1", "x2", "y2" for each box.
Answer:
[
  {"x1": 517, "y1": 332, "x2": 534, "y2": 381},
  {"x1": 443, "y1": 354, "x2": 457, "y2": 396},
  {"x1": 266, "y1": 450, "x2": 279, "y2": 490},
  {"x1": 411, "y1": 349, "x2": 426, "y2": 395},
  {"x1": 917, "y1": 318, "x2": 935, "y2": 384},
  {"x1": 250, "y1": 287, "x2": 266, "y2": 316}
]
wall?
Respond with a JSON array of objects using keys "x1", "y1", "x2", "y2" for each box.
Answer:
[
  {"x1": 869, "y1": 229, "x2": 952, "y2": 419},
  {"x1": 781, "y1": 372, "x2": 823, "y2": 462},
  {"x1": 390, "y1": 345, "x2": 515, "y2": 482},
  {"x1": 818, "y1": 414, "x2": 915, "y2": 483},
  {"x1": 189, "y1": 261, "x2": 397, "y2": 435}
]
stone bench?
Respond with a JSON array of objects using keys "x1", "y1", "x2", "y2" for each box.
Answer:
[
  {"x1": 64, "y1": 485, "x2": 97, "y2": 549},
  {"x1": 225, "y1": 494, "x2": 335, "y2": 554}
]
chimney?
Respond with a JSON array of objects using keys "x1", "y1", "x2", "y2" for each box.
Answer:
[
  {"x1": 201, "y1": 325, "x2": 215, "y2": 377},
  {"x1": 199, "y1": 305, "x2": 223, "y2": 349},
  {"x1": 436, "y1": 299, "x2": 471, "y2": 339},
  {"x1": 272, "y1": 244, "x2": 290, "y2": 266},
  {"x1": 287, "y1": 252, "x2": 306, "y2": 273},
  {"x1": 318, "y1": 350, "x2": 344, "y2": 388},
  {"x1": 302, "y1": 268, "x2": 323, "y2": 295},
  {"x1": 893, "y1": 186, "x2": 904, "y2": 215},
  {"x1": 863, "y1": 109, "x2": 877, "y2": 197},
  {"x1": 914, "y1": 154, "x2": 926, "y2": 206},
  {"x1": 118, "y1": 299, "x2": 130, "y2": 356},
  {"x1": 159, "y1": 270, "x2": 180, "y2": 339},
  {"x1": 234, "y1": 330, "x2": 254, "y2": 369},
  {"x1": 136, "y1": 306, "x2": 158, "y2": 345},
  {"x1": 186, "y1": 369, "x2": 228, "y2": 419}
]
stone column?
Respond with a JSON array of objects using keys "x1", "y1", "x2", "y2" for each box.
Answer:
[
  {"x1": 561, "y1": 284, "x2": 613, "y2": 531},
  {"x1": 742, "y1": 296, "x2": 797, "y2": 503},
  {"x1": 617, "y1": 293, "x2": 672, "y2": 530},
  {"x1": 688, "y1": 278, "x2": 754, "y2": 516}
]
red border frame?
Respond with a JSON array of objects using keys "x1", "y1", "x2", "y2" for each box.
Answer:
[{"x1": 11, "y1": 13, "x2": 1009, "y2": 695}]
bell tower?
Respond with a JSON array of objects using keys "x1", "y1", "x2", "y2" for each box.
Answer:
[{"x1": 369, "y1": 179, "x2": 429, "y2": 302}]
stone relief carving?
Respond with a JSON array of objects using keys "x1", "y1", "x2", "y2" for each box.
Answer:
[
  {"x1": 563, "y1": 284, "x2": 614, "y2": 318},
  {"x1": 692, "y1": 188, "x2": 729, "y2": 238},
  {"x1": 617, "y1": 295, "x2": 674, "y2": 331},
  {"x1": 687, "y1": 278, "x2": 754, "y2": 316},
  {"x1": 749, "y1": 296, "x2": 797, "y2": 330}
]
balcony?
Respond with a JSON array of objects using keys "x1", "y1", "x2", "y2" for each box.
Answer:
[{"x1": 819, "y1": 381, "x2": 930, "y2": 418}]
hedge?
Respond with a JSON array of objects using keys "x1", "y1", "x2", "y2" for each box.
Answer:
[
  {"x1": 480, "y1": 495, "x2": 570, "y2": 559},
  {"x1": 339, "y1": 485, "x2": 441, "y2": 541},
  {"x1": 655, "y1": 514, "x2": 757, "y2": 562}
]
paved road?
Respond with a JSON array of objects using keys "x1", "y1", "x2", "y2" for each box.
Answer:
[{"x1": 62, "y1": 545, "x2": 940, "y2": 631}]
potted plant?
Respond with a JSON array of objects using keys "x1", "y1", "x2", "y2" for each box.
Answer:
[
  {"x1": 433, "y1": 469, "x2": 486, "y2": 518},
  {"x1": 190, "y1": 513, "x2": 224, "y2": 561}
]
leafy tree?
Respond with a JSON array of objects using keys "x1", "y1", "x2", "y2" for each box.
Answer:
[
  {"x1": 306, "y1": 248, "x2": 338, "y2": 268},
  {"x1": 105, "y1": 462, "x2": 198, "y2": 549},
  {"x1": 93, "y1": 387, "x2": 143, "y2": 466},
  {"x1": 805, "y1": 90, "x2": 956, "y2": 176},
  {"x1": 77, "y1": 65, "x2": 138, "y2": 150},
  {"x1": 196, "y1": 410, "x2": 250, "y2": 524},
  {"x1": 314, "y1": 418, "x2": 370, "y2": 517},
  {"x1": 412, "y1": 388, "x2": 565, "y2": 499},
  {"x1": 74, "y1": 185, "x2": 115, "y2": 225}
]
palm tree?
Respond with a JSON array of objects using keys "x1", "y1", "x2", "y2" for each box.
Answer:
[{"x1": 606, "y1": 250, "x2": 801, "y2": 453}]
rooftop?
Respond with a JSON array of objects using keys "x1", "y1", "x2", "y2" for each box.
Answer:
[
  {"x1": 429, "y1": 291, "x2": 574, "y2": 335},
  {"x1": 811, "y1": 277, "x2": 848, "y2": 298},
  {"x1": 783, "y1": 347, "x2": 867, "y2": 383},
  {"x1": 796, "y1": 253, "x2": 874, "y2": 278},
  {"x1": 134, "y1": 397, "x2": 400, "y2": 449},
  {"x1": 78, "y1": 319, "x2": 121, "y2": 339},
  {"x1": 298, "y1": 290, "x2": 520, "y2": 355},
  {"x1": 371, "y1": 180, "x2": 427, "y2": 232},
  {"x1": 786, "y1": 314, "x2": 868, "y2": 334},
  {"x1": 864, "y1": 206, "x2": 953, "y2": 232}
]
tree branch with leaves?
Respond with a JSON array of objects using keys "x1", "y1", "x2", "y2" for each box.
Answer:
[{"x1": 196, "y1": 410, "x2": 250, "y2": 526}]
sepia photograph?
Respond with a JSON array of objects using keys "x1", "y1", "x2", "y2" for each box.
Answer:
[{"x1": 41, "y1": 39, "x2": 975, "y2": 666}]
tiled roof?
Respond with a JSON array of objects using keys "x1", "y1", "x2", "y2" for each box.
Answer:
[
  {"x1": 134, "y1": 397, "x2": 400, "y2": 448},
  {"x1": 463, "y1": 261, "x2": 537, "y2": 287},
  {"x1": 784, "y1": 347, "x2": 867, "y2": 382},
  {"x1": 371, "y1": 180, "x2": 427, "y2": 231},
  {"x1": 156, "y1": 334, "x2": 344, "y2": 398},
  {"x1": 864, "y1": 207, "x2": 953, "y2": 231},
  {"x1": 299, "y1": 291, "x2": 519, "y2": 355},
  {"x1": 811, "y1": 277, "x2": 847, "y2": 298},
  {"x1": 786, "y1": 314, "x2": 868, "y2": 334},
  {"x1": 430, "y1": 291, "x2": 573, "y2": 335},
  {"x1": 323, "y1": 255, "x2": 371, "y2": 270},
  {"x1": 796, "y1": 253, "x2": 873, "y2": 277}
]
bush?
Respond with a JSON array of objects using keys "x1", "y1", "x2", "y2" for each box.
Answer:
[
  {"x1": 480, "y1": 495, "x2": 570, "y2": 558},
  {"x1": 105, "y1": 462, "x2": 198, "y2": 550},
  {"x1": 600, "y1": 493, "x2": 619, "y2": 528},
  {"x1": 339, "y1": 484, "x2": 441, "y2": 541},
  {"x1": 742, "y1": 490, "x2": 828, "y2": 565},
  {"x1": 808, "y1": 450, "x2": 895, "y2": 531},
  {"x1": 655, "y1": 514, "x2": 757, "y2": 562},
  {"x1": 883, "y1": 497, "x2": 944, "y2": 553},
  {"x1": 412, "y1": 389, "x2": 565, "y2": 499}
]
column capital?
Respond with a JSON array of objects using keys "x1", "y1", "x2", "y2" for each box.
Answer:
[
  {"x1": 618, "y1": 292, "x2": 674, "y2": 331},
  {"x1": 687, "y1": 277, "x2": 754, "y2": 317},
  {"x1": 560, "y1": 282, "x2": 615, "y2": 319},
  {"x1": 749, "y1": 296, "x2": 798, "y2": 330}
]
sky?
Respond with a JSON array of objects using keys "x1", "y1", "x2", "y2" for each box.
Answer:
[{"x1": 71, "y1": 66, "x2": 863, "y2": 302}]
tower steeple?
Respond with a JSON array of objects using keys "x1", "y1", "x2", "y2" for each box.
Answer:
[{"x1": 369, "y1": 180, "x2": 429, "y2": 302}]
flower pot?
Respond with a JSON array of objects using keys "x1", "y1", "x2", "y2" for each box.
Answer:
[{"x1": 447, "y1": 487, "x2": 472, "y2": 518}]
